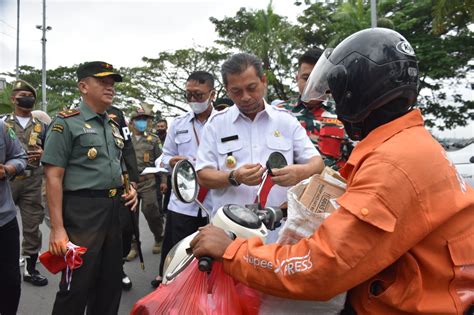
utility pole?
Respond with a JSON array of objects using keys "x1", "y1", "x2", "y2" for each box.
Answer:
[
  {"x1": 371, "y1": 0, "x2": 377, "y2": 28},
  {"x1": 36, "y1": 0, "x2": 51, "y2": 112},
  {"x1": 16, "y1": 0, "x2": 20, "y2": 79}
]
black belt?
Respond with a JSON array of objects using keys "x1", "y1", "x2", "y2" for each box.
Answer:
[{"x1": 64, "y1": 188, "x2": 123, "y2": 198}]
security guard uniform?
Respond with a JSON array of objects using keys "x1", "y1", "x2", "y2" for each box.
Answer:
[
  {"x1": 130, "y1": 110, "x2": 164, "y2": 251},
  {"x1": 41, "y1": 101, "x2": 125, "y2": 314},
  {"x1": 2, "y1": 79, "x2": 49, "y2": 286}
]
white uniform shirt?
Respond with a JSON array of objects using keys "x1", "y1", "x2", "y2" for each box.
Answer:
[
  {"x1": 162, "y1": 110, "x2": 215, "y2": 217},
  {"x1": 196, "y1": 102, "x2": 319, "y2": 216}
]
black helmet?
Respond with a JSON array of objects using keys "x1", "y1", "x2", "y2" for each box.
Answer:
[{"x1": 302, "y1": 28, "x2": 418, "y2": 126}]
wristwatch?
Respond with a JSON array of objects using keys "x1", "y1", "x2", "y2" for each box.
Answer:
[{"x1": 228, "y1": 170, "x2": 240, "y2": 187}]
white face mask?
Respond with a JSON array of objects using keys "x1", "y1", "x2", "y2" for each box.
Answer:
[{"x1": 189, "y1": 98, "x2": 210, "y2": 114}]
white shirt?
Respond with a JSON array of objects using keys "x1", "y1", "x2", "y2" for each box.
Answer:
[
  {"x1": 162, "y1": 110, "x2": 216, "y2": 217},
  {"x1": 196, "y1": 102, "x2": 319, "y2": 216}
]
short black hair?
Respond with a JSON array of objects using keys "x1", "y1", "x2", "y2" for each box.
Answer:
[
  {"x1": 156, "y1": 118, "x2": 167, "y2": 126},
  {"x1": 298, "y1": 48, "x2": 323, "y2": 67},
  {"x1": 187, "y1": 71, "x2": 215, "y2": 89},
  {"x1": 221, "y1": 53, "x2": 264, "y2": 87}
]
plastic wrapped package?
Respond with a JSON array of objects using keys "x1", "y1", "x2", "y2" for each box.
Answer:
[{"x1": 258, "y1": 177, "x2": 347, "y2": 315}]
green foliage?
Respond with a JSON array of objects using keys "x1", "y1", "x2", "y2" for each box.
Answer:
[
  {"x1": 121, "y1": 47, "x2": 229, "y2": 117},
  {"x1": 210, "y1": 2, "x2": 302, "y2": 100},
  {"x1": 297, "y1": 0, "x2": 473, "y2": 130}
]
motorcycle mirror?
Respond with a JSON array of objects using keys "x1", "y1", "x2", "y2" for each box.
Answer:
[
  {"x1": 172, "y1": 160, "x2": 198, "y2": 203},
  {"x1": 266, "y1": 152, "x2": 288, "y2": 176}
]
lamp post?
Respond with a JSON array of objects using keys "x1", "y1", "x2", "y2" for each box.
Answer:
[{"x1": 36, "y1": 0, "x2": 51, "y2": 112}]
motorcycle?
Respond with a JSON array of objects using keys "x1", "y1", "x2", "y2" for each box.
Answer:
[{"x1": 162, "y1": 152, "x2": 288, "y2": 284}]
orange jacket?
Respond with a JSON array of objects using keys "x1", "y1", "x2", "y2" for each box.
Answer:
[{"x1": 223, "y1": 110, "x2": 474, "y2": 314}]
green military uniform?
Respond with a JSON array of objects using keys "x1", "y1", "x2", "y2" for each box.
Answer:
[
  {"x1": 278, "y1": 97, "x2": 349, "y2": 170},
  {"x1": 3, "y1": 114, "x2": 47, "y2": 256},
  {"x1": 41, "y1": 101, "x2": 125, "y2": 314},
  {"x1": 132, "y1": 129, "x2": 164, "y2": 246}
]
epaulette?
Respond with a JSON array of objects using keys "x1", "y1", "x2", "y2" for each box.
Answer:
[
  {"x1": 208, "y1": 107, "x2": 229, "y2": 123},
  {"x1": 109, "y1": 118, "x2": 120, "y2": 127},
  {"x1": 57, "y1": 108, "x2": 80, "y2": 118}
]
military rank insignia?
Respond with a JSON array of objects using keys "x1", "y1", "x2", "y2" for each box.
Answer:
[
  {"x1": 7, "y1": 127, "x2": 16, "y2": 139},
  {"x1": 51, "y1": 124, "x2": 64, "y2": 133},
  {"x1": 144, "y1": 152, "x2": 150, "y2": 163},
  {"x1": 29, "y1": 132, "x2": 38, "y2": 146}
]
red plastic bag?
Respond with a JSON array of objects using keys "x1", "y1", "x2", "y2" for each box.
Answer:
[{"x1": 131, "y1": 259, "x2": 261, "y2": 315}]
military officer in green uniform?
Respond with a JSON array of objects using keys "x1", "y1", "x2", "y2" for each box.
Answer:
[
  {"x1": 2, "y1": 79, "x2": 48, "y2": 286},
  {"x1": 277, "y1": 49, "x2": 350, "y2": 170},
  {"x1": 41, "y1": 61, "x2": 138, "y2": 315},
  {"x1": 128, "y1": 107, "x2": 164, "y2": 256}
]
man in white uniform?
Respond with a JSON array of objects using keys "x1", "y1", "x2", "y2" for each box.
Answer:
[
  {"x1": 155, "y1": 71, "x2": 216, "y2": 287},
  {"x1": 196, "y1": 52, "x2": 323, "y2": 221}
]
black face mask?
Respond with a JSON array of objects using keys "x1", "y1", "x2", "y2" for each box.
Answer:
[
  {"x1": 157, "y1": 129, "x2": 166, "y2": 136},
  {"x1": 16, "y1": 96, "x2": 36, "y2": 109}
]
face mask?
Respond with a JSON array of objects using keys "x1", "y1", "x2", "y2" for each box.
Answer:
[
  {"x1": 16, "y1": 96, "x2": 35, "y2": 109},
  {"x1": 134, "y1": 119, "x2": 147, "y2": 132},
  {"x1": 157, "y1": 129, "x2": 166, "y2": 136},
  {"x1": 189, "y1": 98, "x2": 210, "y2": 114}
]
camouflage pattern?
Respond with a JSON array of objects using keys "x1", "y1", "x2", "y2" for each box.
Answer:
[{"x1": 277, "y1": 96, "x2": 349, "y2": 170}]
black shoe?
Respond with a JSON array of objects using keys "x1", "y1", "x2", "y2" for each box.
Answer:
[
  {"x1": 122, "y1": 274, "x2": 132, "y2": 290},
  {"x1": 24, "y1": 269, "x2": 48, "y2": 286},
  {"x1": 151, "y1": 277, "x2": 162, "y2": 288},
  {"x1": 24, "y1": 255, "x2": 48, "y2": 286}
]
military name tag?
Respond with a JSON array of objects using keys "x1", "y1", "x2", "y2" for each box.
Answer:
[
  {"x1": 87, "y1": 147, "x2": 97, "y2": 160},
  {"x1": 176, "y1": 129, "x2": 188, "y2": 135},
  {"x1": 82, "y1": 128, "x2": 97, "y2": 134}
]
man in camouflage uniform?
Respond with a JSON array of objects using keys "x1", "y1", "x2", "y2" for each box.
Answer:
[
  {"x1": 2, "y1": 80, "x2": 48, "y2": 286},
  {"x1": 278, "y1": 49, "x2": 350, "y2": 170},
  {"x1": 129, "y1": 107, "x2": 164, "y2": 256}
]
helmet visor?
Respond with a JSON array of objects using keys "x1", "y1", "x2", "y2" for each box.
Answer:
[{"x1": 301, "y1": 48, "x2": 334, "y2": 104}]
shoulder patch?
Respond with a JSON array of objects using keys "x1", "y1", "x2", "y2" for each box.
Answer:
[
  {"x1": 7, "y1": 126, "x2": 16, "y2": 139},
  {"x1": 58, "y1": 108, "x2": 80, "y2": 118}
]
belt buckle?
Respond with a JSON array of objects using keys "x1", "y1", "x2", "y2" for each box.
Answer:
[{"x1": 108, "y1": 188, "x2": 117, "y2": 198}]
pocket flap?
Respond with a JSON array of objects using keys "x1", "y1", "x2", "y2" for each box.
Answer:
[
  {"x1": 448, "y1": 232, "x2": 474, "y2": 266},
  {"x1": 266, "y1": 134, "x2": 291, "y2": 151},
  {"x1": 174, "y1": 133, "x2": 191, "y2": 144},
  {"x1": 79, "y1": 134, "x2": 103, "y2": 147},
  {"x1": 338, "y1": 191, "x2": 397, "y2": 232},
  {"x1": 217, "y1": 139, "x2": 243, "y2": 155}
]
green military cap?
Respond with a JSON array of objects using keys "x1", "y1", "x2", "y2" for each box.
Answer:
[
  {"x1": 12, "y1": 79, "x2": 37, "y2": 99},
  {"x1": 76, "y1": 61, "x2": 123, "y2": 82},
  {"x1": 130, "y1": 107, "x2": 153, "y2": 120}
]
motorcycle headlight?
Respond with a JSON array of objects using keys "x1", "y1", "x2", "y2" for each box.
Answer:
[{"x1": 222, "y1": 204, "x2": 262, "y2": 229}]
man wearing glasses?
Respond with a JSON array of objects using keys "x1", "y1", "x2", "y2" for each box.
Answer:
[{"x1": 153, "y1": 71, "x2": 216, "y2": 287}]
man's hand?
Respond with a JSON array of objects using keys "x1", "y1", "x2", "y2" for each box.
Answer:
[
  {"x1": 160, "y1": 183, "x2": 168, "y2": 193},
  {"x1": 27, "y1": 145, "x2": 43, "y2": 164},
  {"x1": 0, "y1": 164, "x2": 15, "y2": 179},
  {"x1": 49, "y1": 226, "x2": 69, "y2": 256},
  {"x1": 235, "y1": 163, "x2": 265, "y2": 186},
  {"x1": 271, "y1": 164, "x2": 308, "y2": 187},
  {"x1": 122, "y1": 185, "x2": 138, "y2": 211},
  {"x1": 169, "y1": 156, "x2": 187, "y2": 168},
  {"x1": 190, "y1": 225, "x2": 233, "y2": 261}
]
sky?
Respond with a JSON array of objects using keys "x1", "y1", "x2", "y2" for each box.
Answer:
[
  {"x1": 0, "y1": 0, "x2": 301, "y2": 71},
  {"x1": 0, "y1": 0, "x2": 472, "y2": 138}
]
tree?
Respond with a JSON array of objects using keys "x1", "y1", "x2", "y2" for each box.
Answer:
[
  {"x1": 296, "y1": 0, "x2": 473, "y2": 130},
  {"x1": 121, "y1": 47, "x2": 229, "y2": 118},
  {"x1": 210, "y1": 2, "x2": 303, "y2": 100}
]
